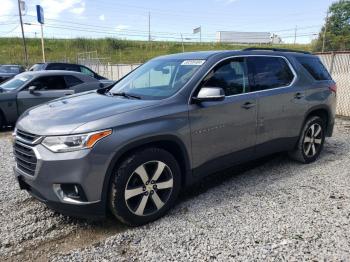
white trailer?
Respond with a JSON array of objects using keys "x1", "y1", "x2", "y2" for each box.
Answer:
[{"x1": 216, "y1": 31, "x2": 271, "y2": 44}]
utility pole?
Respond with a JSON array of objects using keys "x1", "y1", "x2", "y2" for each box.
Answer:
[
  {"x1": 148, "y1": 12, "x2": 151, "y2": 42},
  {"x1": 322, "y1": 11, "x2": 329, "y2": 53},
  {"x1": 200, "y1": 25, "x2": 202, "y2": 43},
  {"x1": 294, "y1": 25, "x2": 297, "y2": 45},
  {"x1": 40, "y1": 23, "x2": 45, "y2": 62},
  {"x1": 17, "y1": 0, "x2": 28, "y2": 67}
]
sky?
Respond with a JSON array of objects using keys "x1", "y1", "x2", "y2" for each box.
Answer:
[{"x1": 0, "y1": 0, "x2": 335, "y2": 44}]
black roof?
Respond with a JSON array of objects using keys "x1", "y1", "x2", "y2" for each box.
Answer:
[
  {"x1": 242, "y1": 47, "x2": 311, "y2": 54},
  {"x1": 155, "y1": 48, "x2": 313, "y2": 61}
]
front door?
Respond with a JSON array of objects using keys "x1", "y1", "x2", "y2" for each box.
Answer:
[
  {"x1": 189, "y1": 57, "x2": 258, "y2": 175},
  {"x1": 17, "y1": 75, "x2": 74, "y2": 115}
]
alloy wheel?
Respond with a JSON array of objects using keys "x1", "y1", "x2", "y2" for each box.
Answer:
[
  {"x1": 303, "y1": 123, "x2": 323, "y2": 157},
  {"x1": 124, "y1": 161, "x2": 174, "y2": 216}
]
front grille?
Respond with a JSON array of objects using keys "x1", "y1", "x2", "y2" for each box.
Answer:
[
  {"x1": 16, "y1": 129, "x2": 40, "y2": 143},
  {"x1": 14, "y1": 141, "x2": 37, "y2": 176}
]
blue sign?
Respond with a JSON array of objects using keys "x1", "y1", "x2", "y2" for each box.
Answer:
[{"x1": 36, "y1": 5, "x2": 44, "y2": 24}]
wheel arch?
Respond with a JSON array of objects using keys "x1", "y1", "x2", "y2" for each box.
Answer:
[
  {"x1": 100, "y1": 135, "x2": 192, "y2": 212},
  {"x1": 303, "y1": 106, "x2": 332, "y2": 136}
]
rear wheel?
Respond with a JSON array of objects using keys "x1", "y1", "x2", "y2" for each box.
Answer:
[
  {"x1": 109, "y1": 147, "x2": 181, "y2": 226},
  {"x1": 289, "y1": 116, "x2": 326, "y2": 163}
]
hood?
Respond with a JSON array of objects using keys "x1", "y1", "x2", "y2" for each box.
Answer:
[{"x1": 16, "y1": 91, "x2": 158, "y2": 135}]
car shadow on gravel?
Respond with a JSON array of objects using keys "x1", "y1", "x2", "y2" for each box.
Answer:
[
  {"x1": 0, "y1": 126, "x2": 14, "y2": 135},
  {"x1": 179, "y1": 153, "x2": 286, "y2": 202}
]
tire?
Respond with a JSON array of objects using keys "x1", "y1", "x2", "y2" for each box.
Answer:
[
  {"x1": 109, "y1": 147, "x2": 181, "y2": 226},
  {"x1": 289, "y1": 116, "x2": 326, "y2": 164}
]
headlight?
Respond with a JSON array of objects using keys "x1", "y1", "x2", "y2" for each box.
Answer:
[{"x1": 42, "y1": 129, "x2": 112, "y2": 153}]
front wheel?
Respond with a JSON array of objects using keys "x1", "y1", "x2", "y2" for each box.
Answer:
[
  {"x1": 109, "y1": 147, "x2": 181, "y2": 226},
  {"x1": 289, "y1": 116, "x2": 326, "y2": 164}
]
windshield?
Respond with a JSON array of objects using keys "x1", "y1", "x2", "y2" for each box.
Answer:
[
  {"x1": 0, "y1": 65, "x2": 21, "y2": 74},
  {"x1": 109, "y1": 59, "x2": 205, "y2": 99},
  {"x1": 0, "y1": 74, "x2": 33, "y2": 91}
]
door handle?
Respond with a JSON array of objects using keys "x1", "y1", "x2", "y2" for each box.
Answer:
[
  {"x1": 294, "y1": 92, "x2": 305, "y2": 99},
  {"x1": 241, "y1": 101, "x2": 256, "y2": 109}
]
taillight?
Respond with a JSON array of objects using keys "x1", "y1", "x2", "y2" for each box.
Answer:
[{"x1": 329, "y1": 83, "x2": 337, "y2": 93}]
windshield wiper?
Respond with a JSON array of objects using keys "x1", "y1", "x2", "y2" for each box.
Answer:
[{"x1": 109, "y1": 92, "x2": 141, "y2": 100}]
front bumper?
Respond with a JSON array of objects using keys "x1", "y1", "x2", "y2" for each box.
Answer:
[
  {"x1": 13, "y1": 139, "x2": 115, "y2": 219},
  {"x1": 15, "y1": 173, "x2": 105, "y2": 218}
]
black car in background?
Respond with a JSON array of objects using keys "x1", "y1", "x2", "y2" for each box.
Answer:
[
  {"x1": 29, "y1": 62, "x2": 107, "y2": 80},
  {"x1": 0, "y1": 65, "x2": 25, "y2": 83}
]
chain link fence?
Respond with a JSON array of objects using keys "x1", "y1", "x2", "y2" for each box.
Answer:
[
  {"x1": 318, "y1": 52, "x2": 350, "y2": 117},
  {"x1": 93, "y1": 63, "x2": 141, "y2": 80}
]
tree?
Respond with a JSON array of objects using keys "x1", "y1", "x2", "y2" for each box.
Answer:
[{"x1": 313, "y1": 0, "x2": 350, "y2": 52}]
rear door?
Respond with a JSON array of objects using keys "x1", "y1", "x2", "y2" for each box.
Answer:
[
  {"x1": 189, "y1": 57, "x2": 258, "y2": 175},
  {"x1": 17, "y1": 75, "x2": 74, "y2": 115},
  {"x1": 247, "y1": 56, "x2": 308, "y2": 154}
]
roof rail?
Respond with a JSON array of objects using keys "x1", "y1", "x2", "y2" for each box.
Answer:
[{"x1": 242, "y1": 47, "x2": 311, "y2": 55}]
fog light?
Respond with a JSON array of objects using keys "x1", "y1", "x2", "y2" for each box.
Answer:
[{"x1": 53, "y1": 184, "x2": 87, "y2": 203}]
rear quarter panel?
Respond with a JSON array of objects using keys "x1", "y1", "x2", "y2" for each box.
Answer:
[
  {"x1": 305, "y1": 80, "x2": 336, "y2": 134},
  {"x1": 72, "y1": 82, "x2": 101, "y2": 93}
]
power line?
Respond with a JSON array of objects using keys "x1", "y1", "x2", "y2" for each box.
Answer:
[
  {"x1": 0, "y1": 25, "x2": 19, "y2": 36},
  {"x1": 2, "y1": 13, "x2": 324, "y2": 39},
  {"x1": 19, "y1": 15, "x2": 322, "y2": 38}
]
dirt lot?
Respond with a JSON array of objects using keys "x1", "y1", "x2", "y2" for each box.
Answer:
[{"x1": 1, "y1": 119, "x2": 350, "y2": 261}]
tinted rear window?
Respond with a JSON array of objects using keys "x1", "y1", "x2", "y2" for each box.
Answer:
[
  {"x1": 247, "y1": 56, "x2": 294, "y2": 91},
  {"x1": 64, "y1": 75, "x2": 84, "y2": 87},
  {"x1": 296, "y1": 57, "x2": 331, "y2": 81}
]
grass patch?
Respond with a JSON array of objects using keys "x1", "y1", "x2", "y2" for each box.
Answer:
[{"x1": 0, "y1": 37, "x2": 312, "y2": 66}]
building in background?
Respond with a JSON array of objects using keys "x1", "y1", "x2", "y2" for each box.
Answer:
[
  {"x1": 271, "y1": 34, "x2": 283, "y2": 44},
  {"x1": 216, "y1": 31, "x2": 282, "y2": 44}
]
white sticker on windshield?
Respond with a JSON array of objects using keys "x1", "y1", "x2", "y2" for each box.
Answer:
[{"x1": 181, "y1": 60, "x2": 205, "y2": 66}]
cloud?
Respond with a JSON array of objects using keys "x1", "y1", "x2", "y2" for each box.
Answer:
[
  {"x1": 99, "y1": 14, "x2": 105, "y2": 21},
  {"x1": 215, "y1": 0, "x2": 238, "y2": 5},
  {"x1": 29, "y1": 0, "x2": 86, "y2": 19},
  {"x1": 0, "y1": 0, "x2": 15, "y2": 20},
  {"x1": 70, "y1": 1, "x2": 86, "y2": 15},
  {"x1": 115, "y1": 24, "x2": 129, "y2": 32}
]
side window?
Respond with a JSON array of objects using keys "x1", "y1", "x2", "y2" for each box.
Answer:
[
  {"x1": 80, "y1": 66, "x2": 95, "y2": 77},
  {"x1": 202, "y1": 57, "x2": 249, "y2": 96},
  {"x1": 296, "y1": 57, "x2": 331, "y2": 81},
  {"x1": 46, "y1": 64, "x2": 62, "y2": 70},
  {"x1": 247, "y1": 56, "x2": 294, "y2": 91},
  {"x1": 30, "y1": 76, "x2": 68, "y2": 90},
  {"x1": 65, "y1": 65, "x2": 80, "y2": 72},
  {"x1": 64, "y1": 75, "x2": 84, "y2": 88}
]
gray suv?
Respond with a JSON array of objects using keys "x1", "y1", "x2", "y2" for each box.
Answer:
[{"x1": 13, "y1": 48, "x2": 336, "y2": 226}]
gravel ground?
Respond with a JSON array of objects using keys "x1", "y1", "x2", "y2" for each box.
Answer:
[{"x1": 1, "y1": 119, "x2": 350, "y2": 261}]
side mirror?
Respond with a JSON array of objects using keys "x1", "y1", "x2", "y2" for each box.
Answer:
[
  {"x1": 192, "y1": 87, "x2": 225, "y2": 103},
  {"x1": 28, "y1": 86, "x2": 37, "y2": 94}
]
